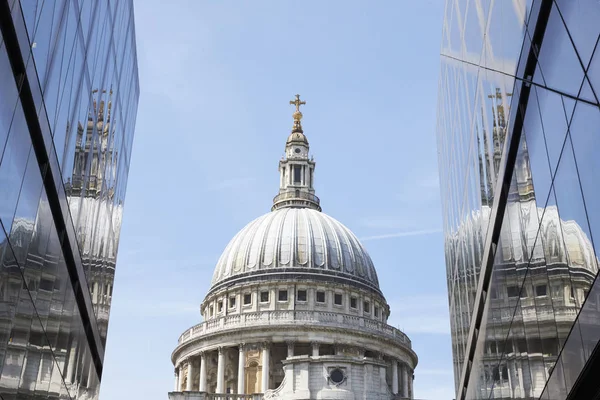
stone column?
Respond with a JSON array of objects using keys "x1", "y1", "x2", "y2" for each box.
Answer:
[
  {"x1": 408, "y1": 370, "x2": 413, "y2": 399},
  {"x1": 392, "y1": 360, "x2": 399, "y2": 394},
  {"x1": 199, "y1": 352, "x2": 207, "y2": 392},
  {"x1": 216, "y1": 347, "x2": 225, "y2": 393},
  {"x1": 517, "y1": 361, "x2": 524, "y2": 396},
  {"x1": 87, "y1": 361, "x2": 95, "y2": 388},
  {"x1": 402, "y1": 363, "x2": 409, "y2": 398},
  {"x1": 262, "y1": 343, "x2": 270, "y2": 392},
  {"x1": 65, "y1": 345, "x2": 77, "y2": 383},
  {"x1": 174, "y1": 368, "x2": 180, "y2": 391},
  {"x1": 287, "y1": 341, "x2": 295, "y2": 358},
  {"x1": 311, "y1": 342, "x2": 319, "y2": 357},
  {"x1": 186, "y1": 359, "x2": 194, "y2": 391},
  {"x1": 238, "y1": 344, "x2": 246, "y2": 395}
]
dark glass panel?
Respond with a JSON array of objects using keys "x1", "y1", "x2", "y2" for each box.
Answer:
[
  {"x1": 9, "y1": 149, "x2": 44, "y2": 269},
  {"x1": 0, "y1": 106, "x2": 33, "y2": 232},
  {"x1": 579, "y1": 76, "x2": 598, "y2": 105},
  {"x1": 551, "y1": 135, "x2": 596, "y2": 309},
  {"x1": 554, "y1": 0, "x2": 600, "y2": 70},
  {"x1": 0, "y1": 45, "x2": 20, "y2": 155},
  {"x1": 542, "y1": 357, "x2": 568, "y2": 399},
  {"x1": 589, "y1": 45, "x2": 600, "y2": 98},
  {"x1": 43, "y1": 0, "x2": 78, "y2": 136},
  {"x1": 482, "y1": 0, "x2": 527, "y2": 75},
  {"x1": 0, "y1": 274, "x2": 36, "y2": 392},
  {"x1": 533, "y1": 5, "x2": 585, "y2": 97},
  {"x1": 560, "y1": 320, "x2": 586, "y2": 393},
  {"x1": 79, "y1": 0, "x2": 96, "y2": 43},
  {"x1": 30, "y1": 1, "x2": 66, "y2": 88},
  {"x1": 19, "y1": 0, "x2": 39, "y2": 39},
  {"x1": 567, "y1": 101, "x2": 600, "y2": 260}
]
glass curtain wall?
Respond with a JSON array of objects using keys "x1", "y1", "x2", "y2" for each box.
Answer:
[
  {"x1": 437, "y1": 0, "x2": 600, "y2": 399},
  {"x1": 0, "y1": 1, "x2": 139, "y2": 399}
]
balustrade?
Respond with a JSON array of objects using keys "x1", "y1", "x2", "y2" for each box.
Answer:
[
  {"x1": 177, "y1": 310, "x2": 411, "y2": 348},
  {"x1": 169, "y1": 394, "x2": 262, "y2": 400}
]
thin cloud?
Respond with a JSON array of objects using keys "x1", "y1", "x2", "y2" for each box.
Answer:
[
  {"x1": 206, "y1": 177, "x2": 256, "y2": 192},
  {"x1": 387, "y1": 295, "x2": 451, "y2": 335},
  {"x1": 392, "y1": 316, "x2": 451, "y2": 335},
  {"x1": 418, "y1": 176, "x2": 440, "y2": 190},
  {"x1": 359, "y1": 228, "x2": 442, "y2": 241},
  {"x1": 417, "y1": 368, "x2": 453, "y2": 376},
  {"x1": 112, "y1": 300, "x2": 199, "y2": 318},
  {"x1": 415, "y1": 385, "x2": 456, "y2": 400}
]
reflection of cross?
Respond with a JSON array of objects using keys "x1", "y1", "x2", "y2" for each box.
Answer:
[{"x1": 289, "y1": 94, "x2": 306, "y2": 112}]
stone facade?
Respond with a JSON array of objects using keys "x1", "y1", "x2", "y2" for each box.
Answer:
[{"x1": 168, "y1": 96, "x2": 417, "y2": 400}]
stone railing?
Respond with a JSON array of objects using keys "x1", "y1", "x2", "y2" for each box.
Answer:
[
  {"x1": 178, "y1": 310, "x2": 411, "y2": 348},
  {"x1": 492, "y1": 304, "x2": 581, "y2": 324},
  {"x1": 272, "y1": 191, "x2": 320, "y2": 204},
  {"x1": 168, "y1": 392, "x2": 262, "y2": 400}
]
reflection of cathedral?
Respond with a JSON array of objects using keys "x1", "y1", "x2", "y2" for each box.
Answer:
[
  {"x1": 168, "y1": 96, "x2": 417, "y2": 400},
  {"x1": 65, "y1": 88, "x2": 122, "y2": 346},
  {"x1": 0, "y1": 89, "x2": 123, "y2": 400},
  {"x1": 446, "y1": 92, "x2": 599, "y2": 399}
]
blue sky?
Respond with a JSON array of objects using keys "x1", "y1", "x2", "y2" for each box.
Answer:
[{"x1": 99, "y1": 1, "x2": 452, "y2": 399}]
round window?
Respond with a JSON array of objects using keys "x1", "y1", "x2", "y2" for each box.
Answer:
[
  {"x1": 294, "y1": 148, "x2": 301, "y2": 153},
  {"x1": 329, "y1": 368, "x2": 345, "y2": 384}
]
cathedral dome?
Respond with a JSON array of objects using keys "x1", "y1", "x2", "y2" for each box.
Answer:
[{"x1": 210, "y1": 207, "x2": 380, "y2": 293}]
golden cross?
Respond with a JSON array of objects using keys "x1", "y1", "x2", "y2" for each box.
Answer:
[{"x1": 289, "y1": 94, "x2": 306, "y2": 112}]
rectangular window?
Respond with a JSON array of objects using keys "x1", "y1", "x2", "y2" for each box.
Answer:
[
  {"x1": 507, "y1": 286, "x2": 519, "y2": 298},
  {"x1": 490, "y1": 287, "x2": 498, "y2": 299},
  {"x1": 374, "y1": 306, "x2": 380, "y2": 317},
  {"x1": 316, "y1": 291, "x2": 326, "y2": 303},
  {"x1": 278, "y1": 290, "x2": 288, "y2": 302},
  {"x1": 552, "y1": 285, "x2": 562, "y2": 299},
  {"x1": 260, "y1": 291, "x2": 270, "y2": 303},
  {"x1": 363, "y1": 301, "x2": 370, "y2": 313},
  {"x1": 39, "y1": 279, "x2": 54, "y2": 291},
  {"x1": 297, "y1": 289, "x2": 307, "y2": 302},
  {"x1": 350, "y1": 297, "x2": 357, "y2": 309},
  {"x1": 229, "y1": 296, "x2": 236, "y2": 308},
  {"x1": 209, "y1": 306, "x2": 214, "y2": 316},
  {"x1": 244, "y1": 293, "x2": 252, "y2": 305},
  {"x1": 535, "y1": 285, "x2": 547, "y2": 297},
  {"x1": 293, "y1": 165, "x2": 302, "y2": 184},
  {"x1": 218, "y1": 301, "x2": 223, "y2": 312},
  {"x1": 334, "y1": 293, "x2": 343, "y2": 306}
]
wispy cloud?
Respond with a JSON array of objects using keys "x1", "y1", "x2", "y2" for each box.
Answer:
[
  {"x1": 387, "y1": 295, "x2": 451, "y2": 335},
  {"x1": 415, "y1": 385, "x2": 456, "y2": 400},
  {"x1": 417, "y1": 368, "x2": 454, "y2": 376},
  {"x1": 359, "y1": 228, "x2": 442, "y2": 241},
  {"x1": 418, "y1": 175, "x2": 440, "y2": 190},
  {"x1": 206, "y1": 177, "x2": 256, "y2": 192},
  {"x1": 113, "y1": 300, "x2": 199, "y2": 318}
]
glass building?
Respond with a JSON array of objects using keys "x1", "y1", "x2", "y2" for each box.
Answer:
[
  {"x1": 437, "y1": 1, "x2": 600, "y2": 399},
  {"x1": 0, "y1": 1, "x2": 138, "y2": 399}
]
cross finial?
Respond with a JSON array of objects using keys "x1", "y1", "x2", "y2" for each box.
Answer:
[{"x1": 289, "y1": 94, "x2": 306, "y2": 112}]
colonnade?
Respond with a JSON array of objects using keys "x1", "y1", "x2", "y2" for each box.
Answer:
[
  {"x1": 390, "y1": 359, "x2": 413, "y2": 398},
  {"x1": 174, "y1": 343, "x2": 269, "y2": 395},
  {"x1": 174, "y1": 341, "x2": 413, "y2": 397}
]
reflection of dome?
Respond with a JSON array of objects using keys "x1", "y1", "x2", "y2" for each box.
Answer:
[
  {"x1": 286, "y1": 131, "x2": 308, "y2": 145},
  {"x1": 210, "y1": 207, "x2": 379, "y2": 292},
  {"x1": 539, "y1": 206, "x2": 597, "y2": 272}
]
